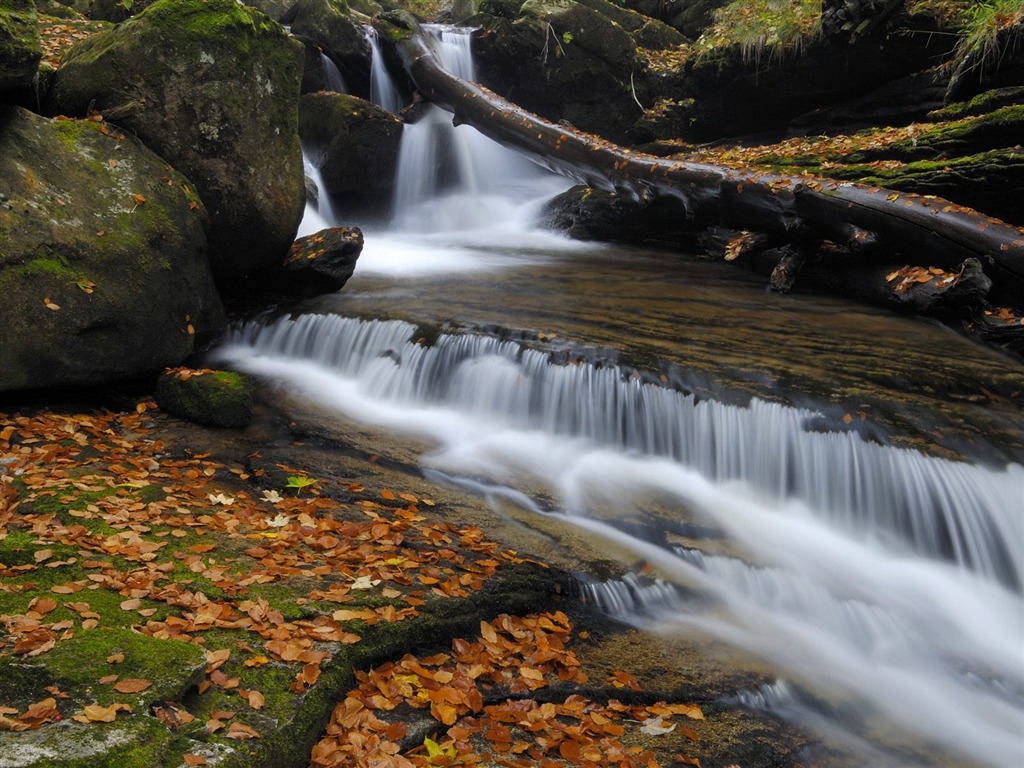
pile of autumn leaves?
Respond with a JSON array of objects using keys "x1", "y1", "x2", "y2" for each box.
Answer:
[
  {"x1": 315, "y1": 611, "x2": 704, "y2": 767},
  {"x1": 0, "y1": 405, "x2": 707, "y2": 767}
]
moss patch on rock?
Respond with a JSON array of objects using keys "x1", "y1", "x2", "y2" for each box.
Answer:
[
  {"x1": 155, "y1": 369, "x2": 255, "y2": 428},
  {"x1": 0, "y1": 0, "x2": 42, "y2": 91}
]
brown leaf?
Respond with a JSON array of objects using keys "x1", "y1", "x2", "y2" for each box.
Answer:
[
  {"x1": 224, "y1": 721, "x2": 260, "y2": 740},
  {"x1": 80, "y1": 703, "x2": 119, "y2": 722},
  {"x1": 183, "y1": 755, "x2": 208, "y2": 766},
  {"x1": 113, "y1": 678, "x2": 152, "y2": 694}
]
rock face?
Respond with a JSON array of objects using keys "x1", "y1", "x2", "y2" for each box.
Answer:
[
  {"x1": 0, "y1": 0, "x2": 41, "y2": 92},
  {"x1": 299, "y1": 92, "x2": 403, "y2": 211},
  {"x1": 471, "y1": 0, "x2": 643, "y2": 142},
  {"x1": 47, "y1": 0, "x2": 306, "y2": 280},
  {"x1": 0, "y1": 106, "x2": 225, "y2": 393},
  {"x1": 288, "y1": 0, "x2": 371, "y2": 97}
]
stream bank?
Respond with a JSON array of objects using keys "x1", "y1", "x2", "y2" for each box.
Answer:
[{"x1": 1, "y1": 381, "x2": 842, "y2": 768}]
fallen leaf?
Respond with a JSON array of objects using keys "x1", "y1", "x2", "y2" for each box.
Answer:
[{"x1": 113, "y1": 678, "x2": 152, "y2": 694}]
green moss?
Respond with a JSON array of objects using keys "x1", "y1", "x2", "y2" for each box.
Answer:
[
  {"x1": 18, "y1": 255, "x2": 80, "y2": 280},
  {"x1": 44, "y1": 627, "x2": 205, "y2": 702},
  {"x1": 928, "y1": 85, "x2": 1024, "y2": 120},
  {"x1": 0, "y1": 713, "x2": 176, "y2": 768},
  {"x1": 155, "y1": 370, "x2": 255, "y2": 428}
]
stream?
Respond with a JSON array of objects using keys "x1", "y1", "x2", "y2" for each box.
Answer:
[{"x1": 217, "y1": 27, "x2": 1024, "y2": 768}]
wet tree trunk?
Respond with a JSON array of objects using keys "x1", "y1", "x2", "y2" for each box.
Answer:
[{"x1": 387, "y1": 19, "x2": 1024, "y2": 312}]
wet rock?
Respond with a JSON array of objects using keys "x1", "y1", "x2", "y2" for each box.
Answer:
[
  {"x1": 471, "y1": 0, "x2": 643, "y2": 142},
  {"x1": 270, "y1": 225, "x2": 364, "y2": 298},
  {"x1": 0, "y1": 0, "x2": 41, "y2": 92},
  {"x1": 244, "y1": 0, "x2": 299, "y2": 22},
  {"x1": 47, "y1": 0, "x2": 306, "y2": 281},
  {"x1": 0, "y1": 105, "x2": 224, "y2": 394},
  {"x1": 632, "y1": 18, "x2": 687, "y2": 50},
  {"x1": 543, "y1": 185, "x2": 701, "y2": 250},
  {"x1": 288, "y1": 0, "x2": 371, "y2": 97},
  {"x1": 299, "y1": 92, "x2": 403, "y2": 211},
  {"x1": 155, "y1": 368, "x2": 255, "y2": 428}
]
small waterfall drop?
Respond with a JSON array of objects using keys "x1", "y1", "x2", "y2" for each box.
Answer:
[
  {"x1": 365, "y1": 26, "x2": 405, "y2": 114},
  {"x1": 319, "y1": 52, "x2": 347, "y2": 93},
  {"x1": 390, "y1": 26, "x2": 560, "y2": 233}
]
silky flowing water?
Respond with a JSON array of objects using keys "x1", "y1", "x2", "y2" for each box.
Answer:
[{"x1": 219, "y1": 27, "x2": 1024, "y2": 768}]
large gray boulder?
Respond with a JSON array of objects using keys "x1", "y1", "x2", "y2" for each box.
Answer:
[
  {"x1": 0, "y1": 0, "x2": 41, "y2": 92},
  {"x1": 0, "y1": 106, "x2": 225, "y2": 393},
  {"x1": 47, "y1": 0, "x2": 306, "y2": 280}
]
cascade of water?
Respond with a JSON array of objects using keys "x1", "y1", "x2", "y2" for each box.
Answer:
[
  {"x1": 219, "y1": 313, "x2": 1024, "y2": 766},
  {"x1": 297, "y1": 151, "x2": 337, "y2": 237},
  {"x1": 224, "y1": 314, "x2": 1024, "y2": 587},
  {"x1": 365, "y1": 26, "x2": 404, "y2": 114},
  {"x1": 388, "y1": 26, "x2": 565, "y2": 234},
  {"x1": 319, "y1": 52, "x2": 348, "y2": 93}
]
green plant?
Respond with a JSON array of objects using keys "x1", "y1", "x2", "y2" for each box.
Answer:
[
  {"x1": 285, "y1": 475, "x2": 318, "y2": 495},
  {"x1": 949, "y1": 0, "x2": 1024, "y2": 78},
  {"x1": 695, "y1": 0, "x2": 822, "y2": 65},
  {"x1": 562, "y1": 31, "x2": 574, "y2": 45}
]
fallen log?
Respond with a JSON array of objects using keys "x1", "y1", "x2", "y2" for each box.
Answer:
[{"x1": 384, "y1": 16, "x2": 1024, "y2": 306}]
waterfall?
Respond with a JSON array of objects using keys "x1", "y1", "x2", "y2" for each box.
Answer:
[
  {"x1": 256, "y1": 21, "x2": 1024, "y2": 766},
  {"x1": 319, "y1": 52, "x2": 347, "y2": 93},
  {"x1": 217, "y1": 313, "x2": 1024, "y2": 765},
  {"x1": 365, "y1": 26, "x2": 404, "y2": 114},
  {"x1": 386, "y1": 26, "x2": 566, "y2": 234},
  {"x1": 223, "y1": 314, "x2": 1023, "y2": 589}
]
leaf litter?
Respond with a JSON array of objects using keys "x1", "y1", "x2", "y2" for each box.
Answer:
[{"x1": 1, "y1": 404, "x2": 707, "y2": 765}]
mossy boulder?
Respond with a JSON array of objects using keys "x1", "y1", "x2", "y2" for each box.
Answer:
[
  {"x1": 47, "y1": 0, "x2": 306, "y2": 281},
  {"x1": 299, "y1": 92, "x2": 403, "y2": 211},
  {"x1": 244, "y1": 0, "x2": 299, "y2": 22},
  {"x1": 0, "y1": 628, "x2": 205, "y2": 768},
  {"x1": 0, "y1": 105, "x2": 224, "y2": 394},
  {"x1": 0, "y1": 0, "x2": 42, "y2": 92},
  {"x1": 472, "y1": 0, "x2": 642, "y2": 141},
  {"x1": 155, "y1": 369, "x2": 255, "y2": 428},
  {"x1": 288, "y1": 0, "x2": 371, "y2": 97}
]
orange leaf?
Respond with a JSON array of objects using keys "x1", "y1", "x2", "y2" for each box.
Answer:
[
  {"x1": 81, "y1": 703, "x2": 119, "y2": 722},
  {"x1": 183, "y1": 755, "x2": 208, "y2": 766},
  {"x1": 113, "y1": 678, "x2": 152, "y2": 694},
  {"x1": 225, "y1": 721, "x2": 260, "y2": 740}
]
